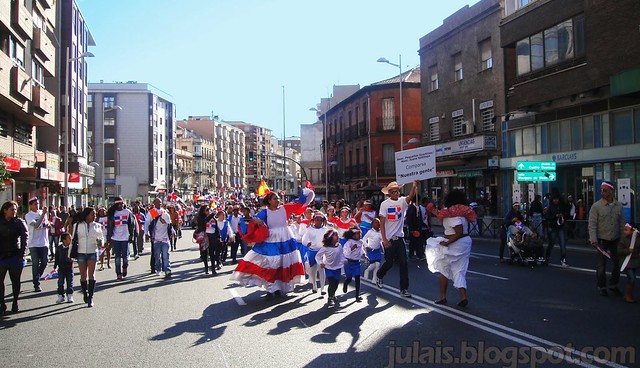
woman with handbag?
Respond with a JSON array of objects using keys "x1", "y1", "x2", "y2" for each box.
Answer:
[
  {"x1": 196, "y1": 204, "x2": 217, "y2": 275},
  {"x1": 0, "y1": 201, "x2": 28, "y2": 315},
  {"x1": 73, "y1": 207, "x2": 104, "y2": 308}
]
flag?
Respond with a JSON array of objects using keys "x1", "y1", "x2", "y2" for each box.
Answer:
[
  {"x1": 305, "y1": 180, "x2": 314, "y2": 191},
  {"x1": 43, "y1": 268, "x2": 58, "y2": 281},
  {"x1": 257, "y1": 179, "x2": 270, "y2": 197}
]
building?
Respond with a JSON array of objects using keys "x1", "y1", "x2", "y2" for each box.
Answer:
[
  {"x1": 174, "y1": 126, "x2": 194, "y2": 197},
  {"x1": 88, "y1": 82, "x2": 176, "y2": 202},
  {"x1": 0, "y1": 0, "x2": 95, "y2": 209},
  {"x1": 300, "y1": 121, "x2": 324, "y2": 199},
  {"x1": 322, "y1": 74, "x2": 422, "y2": 204},
  {"x1": 418, "y1": 0, "x2": 504, "y2": 212},
  {"x1": 176, "y1": 116, "x2": 246, "y2": 196},
  {"x1": 228, "y1": 121, "x2": 273, "y2": 193},
  {"x1": 499, "y1": 0, "x2": 640, "y2": 222}
]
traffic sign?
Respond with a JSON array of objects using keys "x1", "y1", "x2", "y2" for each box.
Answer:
[
  {"x1": 516, "y1": 161, "x2": 556, "y2": 171},
  {"x1": 516, "y1": 172, "x2": 556, "y2": 182}
]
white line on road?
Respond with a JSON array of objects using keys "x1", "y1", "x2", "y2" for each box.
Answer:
[
  {"x1": 230, "y1": 289, "x2": 246, "y2": 306},
  {"x1": 362, "y1": 280, "x2": 625, "y2": 368},
  {"x1": 467, "y1": 270, "x2": 509, "y2": 280}
]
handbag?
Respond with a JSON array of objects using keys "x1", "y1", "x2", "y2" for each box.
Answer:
[
  {"x1": 70, "y1": 223, "x2": 79, "y2": 259},
  {"x1": 194, "y1": 231, "x2": 207, "y2": 244}
]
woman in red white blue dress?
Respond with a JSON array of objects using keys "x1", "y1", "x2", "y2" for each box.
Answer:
[{"x1": 231, "y1": 188, "x2": 314, "y2": 296}]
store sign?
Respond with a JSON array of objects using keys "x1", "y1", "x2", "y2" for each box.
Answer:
[
  {"x1": 2, "y1": 157, "x2": 20, "y2": 172},
  {"x1": 435, "y1": 135, "x2": 496, "y2": 157}
]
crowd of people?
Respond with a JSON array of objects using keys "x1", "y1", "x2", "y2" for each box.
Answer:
[{"x1": 0, "y1": 179, "x2": 637, "y2": 316}]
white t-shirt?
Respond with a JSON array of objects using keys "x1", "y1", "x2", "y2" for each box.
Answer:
[
  {"x1": 111, "y1": 209, "x2": 133, "y2": 241},
  {"x1": 152, "y1": 213, "x2": 172, "y2": 242},
  {"x1": 25, "y1": 210, "x2": 49, "y2": 248},
  {"x1": 379, "y1": 197, "x2": 409, "y2": 238}
]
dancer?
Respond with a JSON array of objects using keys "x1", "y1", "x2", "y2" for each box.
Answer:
[
  {"x1": 232, "y1": 188, "x2": 314, "y2": 296},
  {"x1": 301, "y1": 212, "x2": 329, "y2": 295},
  {"x1": 315, "y1": 229, "x2": 346, "y2": 307},
  {"x1": 342, "y1": 228, "x2": 364, "y2": 302},
  {"x1": 362, "y1": 218, "x2": 383, "y2": 280}
]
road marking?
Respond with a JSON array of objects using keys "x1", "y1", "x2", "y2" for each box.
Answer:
[
  {"x1": 230, "y1": 289, "x2": 246, "y2": 306},
  {"x1": 362, "y1": 279, "x2": 625, "y2": 368},
  {"x1": 467, "y1": 270, "x2": 509, "y2": 280}
]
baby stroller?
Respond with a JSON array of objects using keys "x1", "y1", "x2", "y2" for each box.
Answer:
[{"x1": 506, "y1": 223, "x2": 546, "y2": 266}]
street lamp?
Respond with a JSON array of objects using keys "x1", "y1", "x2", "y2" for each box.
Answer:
[
  {"x1": 102, "y1": 105, "x2": 121, "y2": 205},
  {"x1": 377, "y1": 55, "x2": 404, "y2": 151},
  {"x1": 310, "y1": 107, "x2": 328, "y2": 200},
  {"x1": 63, "y1": 47, "x2": 94, "y2": 207},
  {"x1": 116, "y1": 147, "x2": 121, "y2": 196}
]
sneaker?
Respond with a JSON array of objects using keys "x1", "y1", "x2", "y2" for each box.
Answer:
[
  {"x1": 327, "y1": 298, "x2": 335, "y2": 307},
  {"x1": 56, "y1": 295, "x2": 65, "y2": 304},
  {"x1": 134, "y1": 255, "x2": 140, "y2": 260},
  {"x1": 34, "y1": 286, "x2": 42, "y2": 292},
  {"x1": 375, "y1": 276, "x2": 383, "y2": 289},
  {"x1": 561, "y1": 259, "x2": 569, "y2": 268},
  {"x1": 123, "y1": 268, "x2": 128, "y2": 277},
  {"x1": 400, "y1": 289, "x2": 412, "y2": 298},
  {"x1": 155, "y1": 271, "x2": 161, "y2": 276},
  {"x1": 117, "y1": 274, "x2": 123, "y2": 280},
  {"x1": 67, "y1": 294, "x2": 74, "y2": 303},
  {"x1": 165, "y1": 272, "x2": 172, "y2": 279}
]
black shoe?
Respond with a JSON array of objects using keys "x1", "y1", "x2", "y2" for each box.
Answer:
[
  {"x1": 355, "y1": 296, "x2": 363, "y2": 302},
  {"x1": 343, "y1": 282, "x2": 348, "y2": 294},
  {"x1": 11, "y1": 302, "x2": 18, "y2": 313},
  {"x1": 457, "y1": 299, "x2": 468, "y2": 307},
  {"x1": 435, "y1": 298, "x2": 447, "y2": 305},
  {"x1": 34, "y1": 286, "x2": 42, "y2": 292}
]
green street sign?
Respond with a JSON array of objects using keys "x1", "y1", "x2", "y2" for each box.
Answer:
[
  {"x1": 516, "y1": 171, "x2": 557, "y2": 182},
  {"x1": 516, "y1": 161, "x2": 556, "y2": 171}
]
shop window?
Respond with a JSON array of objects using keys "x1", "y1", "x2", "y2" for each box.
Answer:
[{"x1": 570, "y1": 118, "x2": 582, "y2": 150}]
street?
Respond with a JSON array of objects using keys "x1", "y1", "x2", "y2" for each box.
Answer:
[{"x1": 1, "y1": 230, "x2": 638, "y2": 368}]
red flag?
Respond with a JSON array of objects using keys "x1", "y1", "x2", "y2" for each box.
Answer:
[{"x1": 305, "y1": 180, "x2": 314, "y2": 191}]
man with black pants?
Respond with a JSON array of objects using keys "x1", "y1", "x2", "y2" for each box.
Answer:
[
  {"x1": 406, "y1": 195, "x2": 425, "y2": 261},
  {"x1": 589, "y1": 181, "x2": 625, "y2": 296},
  {"x1": 375, "y1": 180, "x2": 418, "y2": 298}
]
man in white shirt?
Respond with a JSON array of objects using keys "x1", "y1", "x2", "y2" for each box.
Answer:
[
  {"x1": 227, "y1": 206, "x2": 241, "y2": 264},
  {"x1": 147, "y1": 201, "x2": 173, "y2": 278},
  {"x1": 25, "y1": 197, "x2": 50, "y2": 292},
  {"x1": 375, "y1": 180, "x2": 418, "y2": 298},
  {"x1": 106, "y1": 197, "x2": 137, "y2": 280}
]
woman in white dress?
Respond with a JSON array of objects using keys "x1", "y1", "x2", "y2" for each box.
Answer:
[{"x1": 426, "y1": 190, "x2": 476, "y2": 307}]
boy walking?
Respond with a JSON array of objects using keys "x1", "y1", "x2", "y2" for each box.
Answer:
[{"x1": 54, "y1": 233, "x2": 74, "y2": 303}]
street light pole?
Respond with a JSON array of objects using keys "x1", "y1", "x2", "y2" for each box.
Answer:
[
  {"x1": 378, "y1": 54, "x2": 403, "y2": 150},
  {"x1": 63, "y1": 47, "x2": 94, "y2": 207}
]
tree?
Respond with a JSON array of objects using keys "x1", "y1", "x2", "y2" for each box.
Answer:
[{"x1": 0, "y1": 156, "x2": 14, "y2": 192}]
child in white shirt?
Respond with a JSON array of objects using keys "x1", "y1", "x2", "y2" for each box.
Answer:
[
  {"x1": 315, "y1": 230, "x2": 346, "y2": 307},
  {"x1": 342, "y1": 228, "x2": 365, "y2": 302},
  {"x1": 362, "y1": 218, "x2": 383, "y2": 280}
]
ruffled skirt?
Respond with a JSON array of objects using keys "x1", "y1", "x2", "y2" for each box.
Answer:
[{"x1": 426, "y1": 236, "x2": 472, "y2": 289}]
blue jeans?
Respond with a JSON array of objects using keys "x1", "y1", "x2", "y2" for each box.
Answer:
[
  {"x1": 545, "y1": 227, "x2": 567, "y2": 261},
  {"x1": 625, "y1": 268, "x2": 637, "y2": 286},
  {"x1": 153, "y1": 241, "x2": 171, "y2": 273},
  {"x1": 30, "y1": 247, "x2": 48, "y2": 287},
  {"x1": 49, "y1": 235, "x2": 59, "y2": 258},
  {"x1": 530, "y1": 214, "x2": 543, "y2": 238},
  {"x1": 111, "y1": 240, "x2": 130, "y2": 276},
  {"x1": 57, "y1": 267, "x2": 74, "y2": 295}
]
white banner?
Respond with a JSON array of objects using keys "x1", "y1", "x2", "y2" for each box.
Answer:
[{"x1": 395, "y1": 145, "x2": 436, "y2": 185}]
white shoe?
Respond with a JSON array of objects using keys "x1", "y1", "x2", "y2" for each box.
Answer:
[
  {"x1": 67, "y1": 294, "x2": 74, "y2": 303},
  {"x1": 56, "y1": 295, "x2": 65, "y2": 304},
  {"x1": 561, "y1": 260, "x2": 569, "y2": 268}
]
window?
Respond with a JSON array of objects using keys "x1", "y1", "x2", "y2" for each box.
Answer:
[
  {"x1": 31, "y1": 60, "x2": 44, "y2": 85},
  {"x1": 516, "y1": 38, "x2": 530, "y2": 75},
  {"x1": 382, "y1": 98, "x2": 396, "y2": 130},
  {"x1": 548, "y1": 122, "x2": 560, "y2": 152},
  {"x1": 508, "y1": 130, "x2": 522, "y2": 157},
  {"x1": 9, "y1": 36, "x2": 25, "y2": 68},
  {"x1": 430, "y1": 121, "x2": 440, "y2": 141},
  {"x1": 570, "y1": 118, "x2": 582, "y2": 150},
  {"x1": 88, "y1": 94, "x2": 93, "y2": 109},
  {"x1": 382, "y1": 144, "x2": 395, "y2": 175},
  {"x1": 479, "y1": 39, "x2": 493, "y2": 70},
  {"x1": 583, "y1": 117, "x2": 594, "y2": 149},
  {"x1": 104, "y1": 96, "x2": 115, "y2": 109},
  {"x1": 522, "y1": 127, "x2": 536, "y2": 155},
  {"x1": 429, "y1": 65, "x2": 439, "y2": 91},
  {"x1": 453, "y1": 53, "x2": 463, "y2": 81},
  {"x1": 452, "y1": 116, "x2": 466, "y2": 137},
  {"x1": 560, "y1": 120, "x2": 571, "y2": 151},
  {"x1": 481, "y1": 108, "x2": 495, "y2": 131},
  {"x1": 531, "y1": 33, "x2": 544, "y2": 71},
  {"x1": 612, "y1": 110, "x2": 633, "y2": 146},
  {"x1": 104, "y1": 118, "x2": 115, "y2": 126},
  {"x1": 544, "y1": 20, "x2": 574, "y2": 66}
]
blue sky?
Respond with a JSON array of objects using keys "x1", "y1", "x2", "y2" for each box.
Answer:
[{"x1": 79, "y1": 0, "x2": 480, "y2": 138}]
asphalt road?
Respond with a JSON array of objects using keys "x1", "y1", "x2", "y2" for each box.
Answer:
[{"x1": 1, "y1": 230, "x2": 638, "y2": 368}]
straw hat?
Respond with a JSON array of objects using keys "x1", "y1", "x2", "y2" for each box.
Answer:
[{"x1": 381, "y1": 181, "x2": 403, "y2": 195}]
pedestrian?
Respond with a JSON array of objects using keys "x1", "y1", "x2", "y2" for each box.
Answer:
[
  {"x1": 132, "y1": 205, "x2": 146, "y2": 257},
  {"x1": 618, "y1": 224, "x2": 639, "y2": 303},
  {"x1": 342, "y1": 228, "x2": 364, "y2": 302},
  {"x1": 375, "y1": 180, "x2": 418, "y2": 298},
  {"x1": 354, "y1": 200, "x2": 376, "y2": 236},
  {"x1": 544, "y1": 193, "x2": 570, "y2": 267},
  {"x1": 426, "y1": 189, "x2": 476, "y2": 307},
  {"x1": 196, "y1": 204, "x2": 217, "y2": 275},
  {"x1": 0, "y1": 201, "x2": 28, "y2": 315},
  {"x1": 528, "y1": 195, "x2": 544, "y2": 239},
  {"x1": 63, "y1": 208, "x2": 76, "y2": 234},
  {"x1": 25, "y1": 197, "x2": 50, "y2": 292},
  {"x1": 106, "y1": 197, "x2": 137, "y2": 280},
  {"x1": 315, "y1": 229, "x2": 346, "y2": 307},
  {"x1": 501, "y1": 202, "x2": 524, "y2": 263},
  {"x1": 215, "y1": 210, "x2": 232, "y2": 268},
  {"x1": 301, "y1": 212, "x2": 329, "y2": 295},
  {"x1": 236, "y1": 206, "x2": 252, "y2": 257},
  {"x1": 148, "y1": 203, "x2": 174, "y2": 278},
  {"x1": 48, "y1": 208, "x2": 64, "y2": 262},
  {"x1": 96, "y1": 207, "x2": 111, "y2": 271},
  {"x1": 362, "y1": 218, "x2": 383, "y2": 281},
  {"x1": 145, "y1": 198, "x2": 166, "y2": 273},
  {"x1": 406, "y1": 194, "x2": 425, "y2": 261},
  {"x1": 232, "y1": 188, "x2": 314, "y2": 297},
  {"x1": 227, "y1": 206, "x2": 242, "y2": 264},
  {"x1": 168, "y1": 205, "x2": 181, "y2": 252},
  {"x1": 589, "y1": 181, "x2": 625, "y2": 296},
  {"x1": 73, "y1": 207, "x2": 104, "y2": 308},
  {"x1": 54, "y1": 232, "x2": 74, "y2": 304},
  {"x1": 333, "y1": 206, "x2": 358, "y2": 239}
]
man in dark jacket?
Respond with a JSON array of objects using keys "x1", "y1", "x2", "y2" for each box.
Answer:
[
  {"x1": 544, "y1": 194, "x2": 570, "y2": 267},
  {"x1": 406, "y1": 195, "x2": 425, "y2": 261}
]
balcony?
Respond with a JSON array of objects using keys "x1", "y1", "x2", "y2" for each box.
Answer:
[
  {"x1": 376, "y1": 117, "x2": 398, "y2": 133},
  {"x1": 31, "y1": 84, "x2": 55, "y2": 127},
  {"x1": 375, "y1": 162, "x2": 396, "y2": 177},
  {"x1": 12, "y1": 0, "x2": 33, "y2": 39},
  {"x1": 11, "y1": 65, "x2": 31, "y2": 101},
  {"x1": 33, "y1": 28, "x2": 55, "y2": 63},
  {"x1": 37, "y1": 0, "x2": 53, "y2": 9}
]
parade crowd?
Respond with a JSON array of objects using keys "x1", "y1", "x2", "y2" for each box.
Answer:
[{"x1": 0, "y1": 179, "x2": 637, "y2": 316}]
